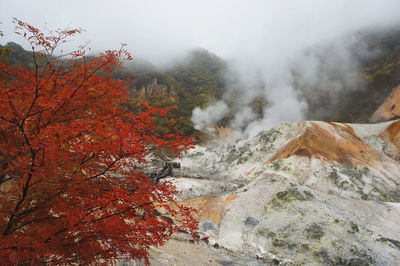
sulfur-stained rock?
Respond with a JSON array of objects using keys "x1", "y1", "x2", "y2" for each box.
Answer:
[
  {"x1": 164, "y1": 120, "x2": 400, "y2": 265},
  {"x1": 379, "y1": 119, "x2": 400, "y2": 160},
  {"x1": 370, "y1": 85, "x2": 400, "y2": 122}
]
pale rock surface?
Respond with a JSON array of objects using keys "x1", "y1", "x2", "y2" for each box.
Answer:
[{"x1": 150, "y1": 120, "x2": 400, "y2": 265}]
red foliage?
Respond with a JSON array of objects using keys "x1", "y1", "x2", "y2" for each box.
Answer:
[{"x1": 0, "y1": 19, "x2": 197, "y2": 265}]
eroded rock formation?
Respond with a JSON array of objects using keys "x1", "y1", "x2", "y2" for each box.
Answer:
[
  {"x1": 155, "y1": 120, "x2": 400, "y2": 265},
  {"x1": 370, "y1": 85, "x2": 400, "y2": 122}
]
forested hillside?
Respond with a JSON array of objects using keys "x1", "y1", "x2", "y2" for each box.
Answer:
[
  {"x1": 114, "y1": 49, "x2": 227, "y2": 137},
  {"x1": 305, "y1": 29, "x2": 400, "y2": 122},
  {"x1": 0, "y1": 42, "x2": 35, "y2": 68},
  {"x1": 2, "y1": 27, "x2": 400, "y2": 137},
  {"x1": 0, "y1": 42, "x2": 227, "y2": 137}
]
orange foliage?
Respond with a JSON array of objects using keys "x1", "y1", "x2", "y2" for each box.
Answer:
[{"x1": 0, "y1": 19, "x2": 196, "y2": 265}]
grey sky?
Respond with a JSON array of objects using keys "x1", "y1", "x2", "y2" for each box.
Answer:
[{"x1": 1, "y1": 0, "x2": 400, "y2": 64}]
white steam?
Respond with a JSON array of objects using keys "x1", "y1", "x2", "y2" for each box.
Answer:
[
  {"x1": 191, "y1": 101, "x2": 229, "y2": 133},
  {"x1": 244, "y1": 85, "x2": 308, "y2": 138},
  {"x1": 218, "y1": 34, "x2": 369, "y2": 138}
]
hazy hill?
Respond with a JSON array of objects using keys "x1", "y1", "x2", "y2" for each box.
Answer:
[
  {"x1": 2, "y1": 28, "x2": 400, "y2": 137},
  {"x1": 0, "y1": 43, "x2": 227, "y2": 137},
  {"x1": 112, "y1": 48, "x2": 228, "y2": 137},
  {"x1": 304, "y1": 29, "x2": 400, "y2": 123},
  {"x1": 0, "y1": 42, "x2": 35, "y2": 69}
]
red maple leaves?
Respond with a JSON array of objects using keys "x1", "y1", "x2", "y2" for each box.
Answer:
[{"x1": 0, "y1": 19, "x2": 197, "y2": 265}]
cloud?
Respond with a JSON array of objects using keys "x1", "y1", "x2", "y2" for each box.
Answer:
[
  {"x1": 191, "y1": 101, "x2": 229, "y2": 133},
  {"x1": 1, "y1": 1, "x2": 399, "y2": 64}
]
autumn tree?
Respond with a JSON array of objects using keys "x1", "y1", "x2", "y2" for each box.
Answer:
[{"x1": 0, "y1": 19, "x2": 197, "y2": 265}]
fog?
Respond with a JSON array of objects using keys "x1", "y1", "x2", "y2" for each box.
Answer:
[{"x1": 1, "y1": 0, "x2": 400, "y2": 138}]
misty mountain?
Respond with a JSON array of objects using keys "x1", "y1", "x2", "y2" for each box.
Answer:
[
  {"x1": 302, "y1": 28, "x2": 400, "y2": 123},
  {"x1": 191, "y1": 28, "x2": 400, "y2": 138},
  {"x1": 114, "y1": 48, "x2": 228, "y2": 137},
  {"x1": 120, "y1": 27, "x2": 400, "y2": 139},
  {"x1": 0, "y1": 43, "x2": 227, "y2": 137},
  {"x1": 0, "y1": 42, "x2": 35, "y2": 69},
  {"x1": 2, "y1": 27, "x2": 400, "y2": 138}
]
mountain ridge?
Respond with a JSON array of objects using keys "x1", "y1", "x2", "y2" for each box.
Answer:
[{"x1": 2, "y1": 27, "x2": 400, "y2": 138}]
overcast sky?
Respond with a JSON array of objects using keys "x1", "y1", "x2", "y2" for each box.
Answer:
[{"x1": 1, "y1": 0, "x2": 400, "y2": 65}]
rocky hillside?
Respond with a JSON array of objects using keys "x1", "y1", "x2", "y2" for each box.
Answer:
[
  {"x1": 145, "y1": 119, "x2": 400, "y2": 265},
  {"x1": 370, "y1": 85, "x2": 400, "y2": 122}
]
